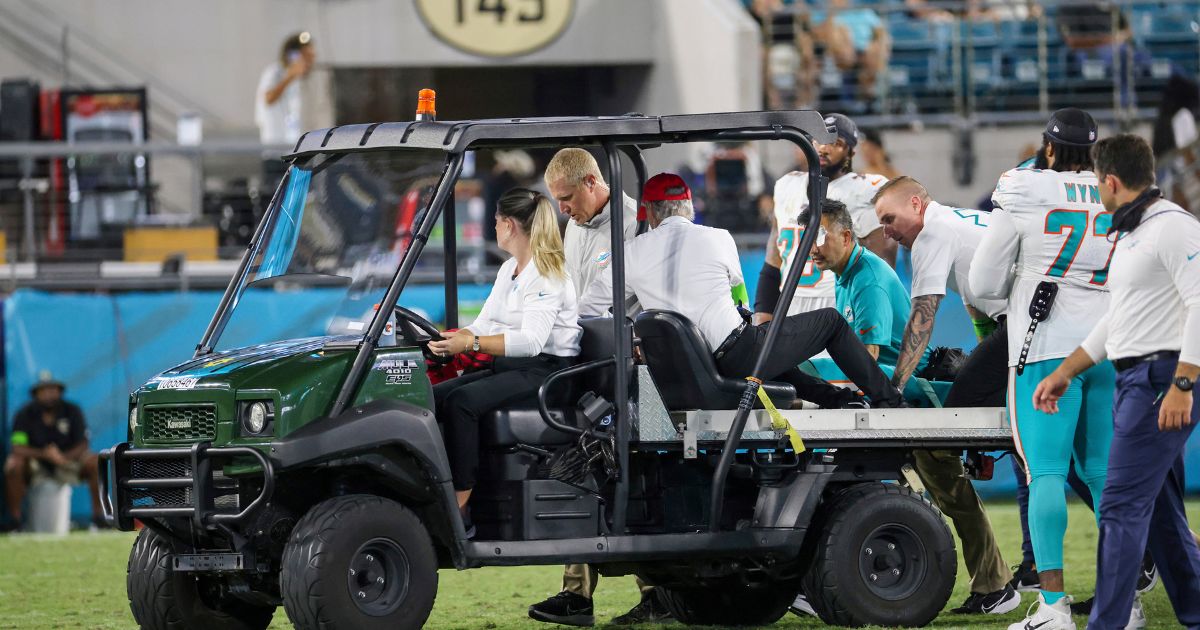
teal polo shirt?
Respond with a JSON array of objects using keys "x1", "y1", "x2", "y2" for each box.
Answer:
[{"x1": 834, "y1": 244, "x2": 930, "y2": 370}]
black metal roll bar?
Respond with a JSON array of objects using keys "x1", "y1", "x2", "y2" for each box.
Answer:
[{"x1": 706, "y1": 126, "x2": 827, "y2": 531}]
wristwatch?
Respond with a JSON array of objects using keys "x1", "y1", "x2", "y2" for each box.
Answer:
[
  {"x1": 471, "y1": 336, "x2": 480, "y2": 352},
  {"x1": 1174, "y1": 376, "x2": 1194, "y2": 392}
]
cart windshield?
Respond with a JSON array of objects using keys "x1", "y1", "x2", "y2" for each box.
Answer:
[{"x1": 212, "y1": 149, "x2": 447, "y2": 351}]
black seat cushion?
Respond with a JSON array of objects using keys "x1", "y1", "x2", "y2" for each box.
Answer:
[
  {"x1": 634, "y1": 310, "x2": 796, "y2": 410},
  {"x1": 482, "y1": 409, "x2": 578, "y2": 447}
]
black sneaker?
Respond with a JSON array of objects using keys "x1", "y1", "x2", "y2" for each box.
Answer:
[
  {"x1": 1070, "y1": 596, "x2": 1094, "y2": 615},
  {"x1": 611, "y1": 589, "x2": 672, "y2": 625},
  {"x1": 529, "y1": 591, "x2": 595, "y2": 627},
  {"x1": 950, "y1": 584, "x2": 1021, "y2": 615},
  {"x1": 1137, "y1": 553, "x2": 1158, "y2": 593},
  {"x1": 1009, "y1": 561, "x2": 1041, "y2": 592}
]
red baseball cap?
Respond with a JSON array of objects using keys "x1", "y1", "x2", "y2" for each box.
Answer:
[{"x1": 642, "y1": 173, "x2": 691, "y2": 202}]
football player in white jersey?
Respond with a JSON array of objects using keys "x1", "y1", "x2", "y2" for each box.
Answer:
[
  {"x1": 753, "y1": 113, "x2": 894, "y2": 324},
  {"x1": 971, "y1": 109, "x2": 1126, "y2": 630}
]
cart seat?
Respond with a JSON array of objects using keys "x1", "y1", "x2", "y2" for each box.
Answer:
[
  {"x1": 479, "y1": 317, "x2": 617, "y2": 448},
  {"x1": 634, "y1": 310, "x2": 796, "y2": 410}
]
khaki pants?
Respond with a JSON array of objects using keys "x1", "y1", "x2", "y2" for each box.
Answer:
[
  {"x1": 562, "y1": 564, "x2": 654, "y2": 598},
  {"x1": 914, "y1": 450, "x2": 1013, "y2": 594}
]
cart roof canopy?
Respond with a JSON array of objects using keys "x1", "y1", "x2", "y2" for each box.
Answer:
[{"x1": 285, "y1": 111, "x2": 837, "y2": 159}]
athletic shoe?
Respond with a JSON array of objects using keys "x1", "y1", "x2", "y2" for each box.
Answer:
[
  {"x1": 1126, "y1": 595, "x2": 1147, "y2": 630},
  {"x1": 1137, "y1": 553, "x2": 1158, "y2": 593},
  {"x1": 1010, "y1": 561, "x2": 1041, "y2": 592},
  {"x1": 790, "y1": 592, "x2": 818, "y2": 617},
  {"x1": 1069, "y1": 597, "x2": 1093, "y2": 616},
  {"x1": 1007, "y1": 593, "x2": 1076, "y2": 630},
  {"x1": 610, "y1": 589, "x2": 672, "y2": 625},
  {"x1": 529, "y1": 591, "x2": 595, "y2": 627},
  {"x1": 951, "y1": 584, "x2": 1021, "y2": 615}
]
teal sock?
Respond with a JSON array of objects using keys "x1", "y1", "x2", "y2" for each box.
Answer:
[{"x1": 1041, "y1": 590, "x2": 1066, "y2": 605}]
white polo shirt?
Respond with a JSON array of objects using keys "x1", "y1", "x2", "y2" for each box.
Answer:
[
  {"x1": 466, "y1": 258, "x2": 582, "y2": 358},
  {"x1": 911, "y1": 201, "x2": 1007, "y2": 320},
  {"x1": 583, "y1": 216, "x2": 744, "y2": 350},
  {"x1": 1081, "y1": 199, "x2": 1200, "y2": 365},
  {"x1": 567, "y1": 193, "x2": 638, "y2": 317}
]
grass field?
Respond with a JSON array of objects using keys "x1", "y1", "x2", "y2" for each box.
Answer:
[{"x1": 0, "y1": 500, "x2": 1196, "y2": 629}]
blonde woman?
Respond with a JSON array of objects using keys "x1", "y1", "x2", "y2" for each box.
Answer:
[{"x1": 429, "y1": 188, "x2": 582, "y2": 534}]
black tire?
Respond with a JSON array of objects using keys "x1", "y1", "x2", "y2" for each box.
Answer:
[
  {"x1": 657, "y1": 578, "x2": 799, "y2": 626},
  {"x1": 280, "y1": 494, "x2": 438, "y2": 630},
  {"x1": 127, "y1": 528, "x2": 274, "y2": 630},
  {"x1": 801, "y1": 482, "x2": 956, "y2": 627}
]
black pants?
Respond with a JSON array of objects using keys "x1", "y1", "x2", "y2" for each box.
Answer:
[
  {"x1": 943, "y1": 319, "x2": 1008, "y2": 408},
  {"x1": 716, "y1": 307, "x2": 902, "y2": 407},
  {"x1": 433, "y1": 355, "x2": 570, "y2": 491}
]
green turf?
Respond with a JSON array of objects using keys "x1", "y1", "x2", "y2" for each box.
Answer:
[{"x1": 0, "y1": 500, "x2": 1195, "y2": 629}]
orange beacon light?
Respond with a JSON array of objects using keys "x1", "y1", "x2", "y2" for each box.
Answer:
[{"x1": 416, "y1": 89, "x2": 436, "y2": 122}]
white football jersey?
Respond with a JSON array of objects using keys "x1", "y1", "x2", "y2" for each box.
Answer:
[
  {"x1": 979, "y1": 167, "x2": 1114, "y2": 365},
  {"x1": 773, "y1": 171, "x2": 888, "y2": 314}
]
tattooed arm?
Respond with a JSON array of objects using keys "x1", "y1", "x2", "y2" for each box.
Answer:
[{"x1": 892, "y1": 294, "x2": 942, "y2": 391}]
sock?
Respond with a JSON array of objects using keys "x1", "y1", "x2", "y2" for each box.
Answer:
[{"x1": 1041, "y1": 590, "x2": 1066, "y2": 606}]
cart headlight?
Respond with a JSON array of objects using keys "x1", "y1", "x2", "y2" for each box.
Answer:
[
  {"x1": 129, "y1": 406, "x2": 139, "y2": 432},
  {"x1": 236, "y1": 400, "x2": 272, "y2": 434},
  {"x1": 245, "y1": 402, "x2": 268, "y2": 434}
]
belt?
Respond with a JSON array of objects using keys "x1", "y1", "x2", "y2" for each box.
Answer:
[
  {"x1": 1113, "y1": 350, "x2": 1179, "y2": 372},
  {"x1": 713, "y1": 321, "x2": 749, "y2": 360}
]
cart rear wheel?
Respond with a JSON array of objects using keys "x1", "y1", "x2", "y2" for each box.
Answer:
[{"x1": 802, "y1": 482, "x2": 956, "y2": 627}]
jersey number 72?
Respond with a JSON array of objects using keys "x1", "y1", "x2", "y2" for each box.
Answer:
[{"x1": 1044, "y1": 209, "x2": 1116, "y2": 285}]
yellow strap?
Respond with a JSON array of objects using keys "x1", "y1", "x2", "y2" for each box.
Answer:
[{"x1": 753, "y1": 381, "x2": 806, "y2": 454}]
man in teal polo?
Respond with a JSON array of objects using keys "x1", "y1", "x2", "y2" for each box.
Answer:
[{"x1": 802, "y1": 199, "x2": 930, "y2": 394}]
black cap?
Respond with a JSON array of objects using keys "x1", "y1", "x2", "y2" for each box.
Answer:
[
  {"x1": 823, "y1": 113, "x2": 858, "y2": 149},
  {"x1": 1044, "y1": 108, "x2": 1098, "y2": 147}
]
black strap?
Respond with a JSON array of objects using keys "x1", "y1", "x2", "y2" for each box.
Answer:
[{"x1": 1016, "y1": 281, "x2": 1059, "y2": 375}]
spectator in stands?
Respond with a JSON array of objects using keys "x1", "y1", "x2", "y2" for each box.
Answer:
[
  {"x1": 811, "y1": 0, "x2": 890, "y2": 105},
  {"x1": 3, "y1": 372, "x2": 103, "y2": 531},
  {"x1": 750, "y1": 0, "x2": 818, "y2": 109},
  {"x1": 1057, "y1": 4, "x2": 1153, "y2": 107},
  {"x1": 857, "y1": 127, "x2": 902, "y2": 180},
  {"x1": 255, "y1": 31, "x2": 317, "y2": 191}
]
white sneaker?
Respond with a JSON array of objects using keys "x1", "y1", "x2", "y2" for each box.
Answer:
[
  {"x1": 789, "y1": 592, "x2": 817, "y2": 617},
  {"x1": 1007, "y1": 593, "x2": 1076, "y2": 630},
  {"x1": 1125, "y1": 595, "x2": 1147, "y2": 630}
]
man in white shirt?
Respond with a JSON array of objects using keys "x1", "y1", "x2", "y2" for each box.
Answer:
[
  {"x1": 255, "y1": 32, "x2": 315, "y2": 147},
  {"x1": 1034, "y1": 134, "x2": 1200, "y2": 630},
  {"x1": 531, "y1": 149, "x2": 655, "y2": 627},
  {"x1": 544, "y1": 148, "x2": 639, "y2": 318},
  {"x1": 754, "y1": 113, "x2": 894, "y2": 323},
  {"x1": 613, "y1": 173, "x2": 904, "y2": 409},
  {"x1": 872, "y1": 175, "x2": 1018, "y2": 616}
]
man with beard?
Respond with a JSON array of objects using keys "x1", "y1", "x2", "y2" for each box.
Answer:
[
  {"x1": 4, "y1": 372, "x2": 103, "y2": 530},
  {"x1": 754, "y1": 113, "x2": 895, "y2": 325}
]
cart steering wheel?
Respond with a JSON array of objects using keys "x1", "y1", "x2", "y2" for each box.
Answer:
[{"x1": 392, "y1": 306, "x2": 454, "y2": 366}]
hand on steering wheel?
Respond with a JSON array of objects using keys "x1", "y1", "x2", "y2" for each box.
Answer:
[{"x1": 392, "y1": 306, "x2": 454, "y2": 366}]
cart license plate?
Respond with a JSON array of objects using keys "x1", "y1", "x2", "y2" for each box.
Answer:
[{"x1": 173, "y1": 553, "x2": 245, "y2": 572}]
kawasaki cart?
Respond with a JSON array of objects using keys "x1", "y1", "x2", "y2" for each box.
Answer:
[{"x1": 100, "y1": 107, "x2": 1013, "y2": 629}]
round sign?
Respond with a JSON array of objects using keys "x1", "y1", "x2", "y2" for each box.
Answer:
[{"x1": 415, "y1": 0, "x2": 575, "y2": 58}]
